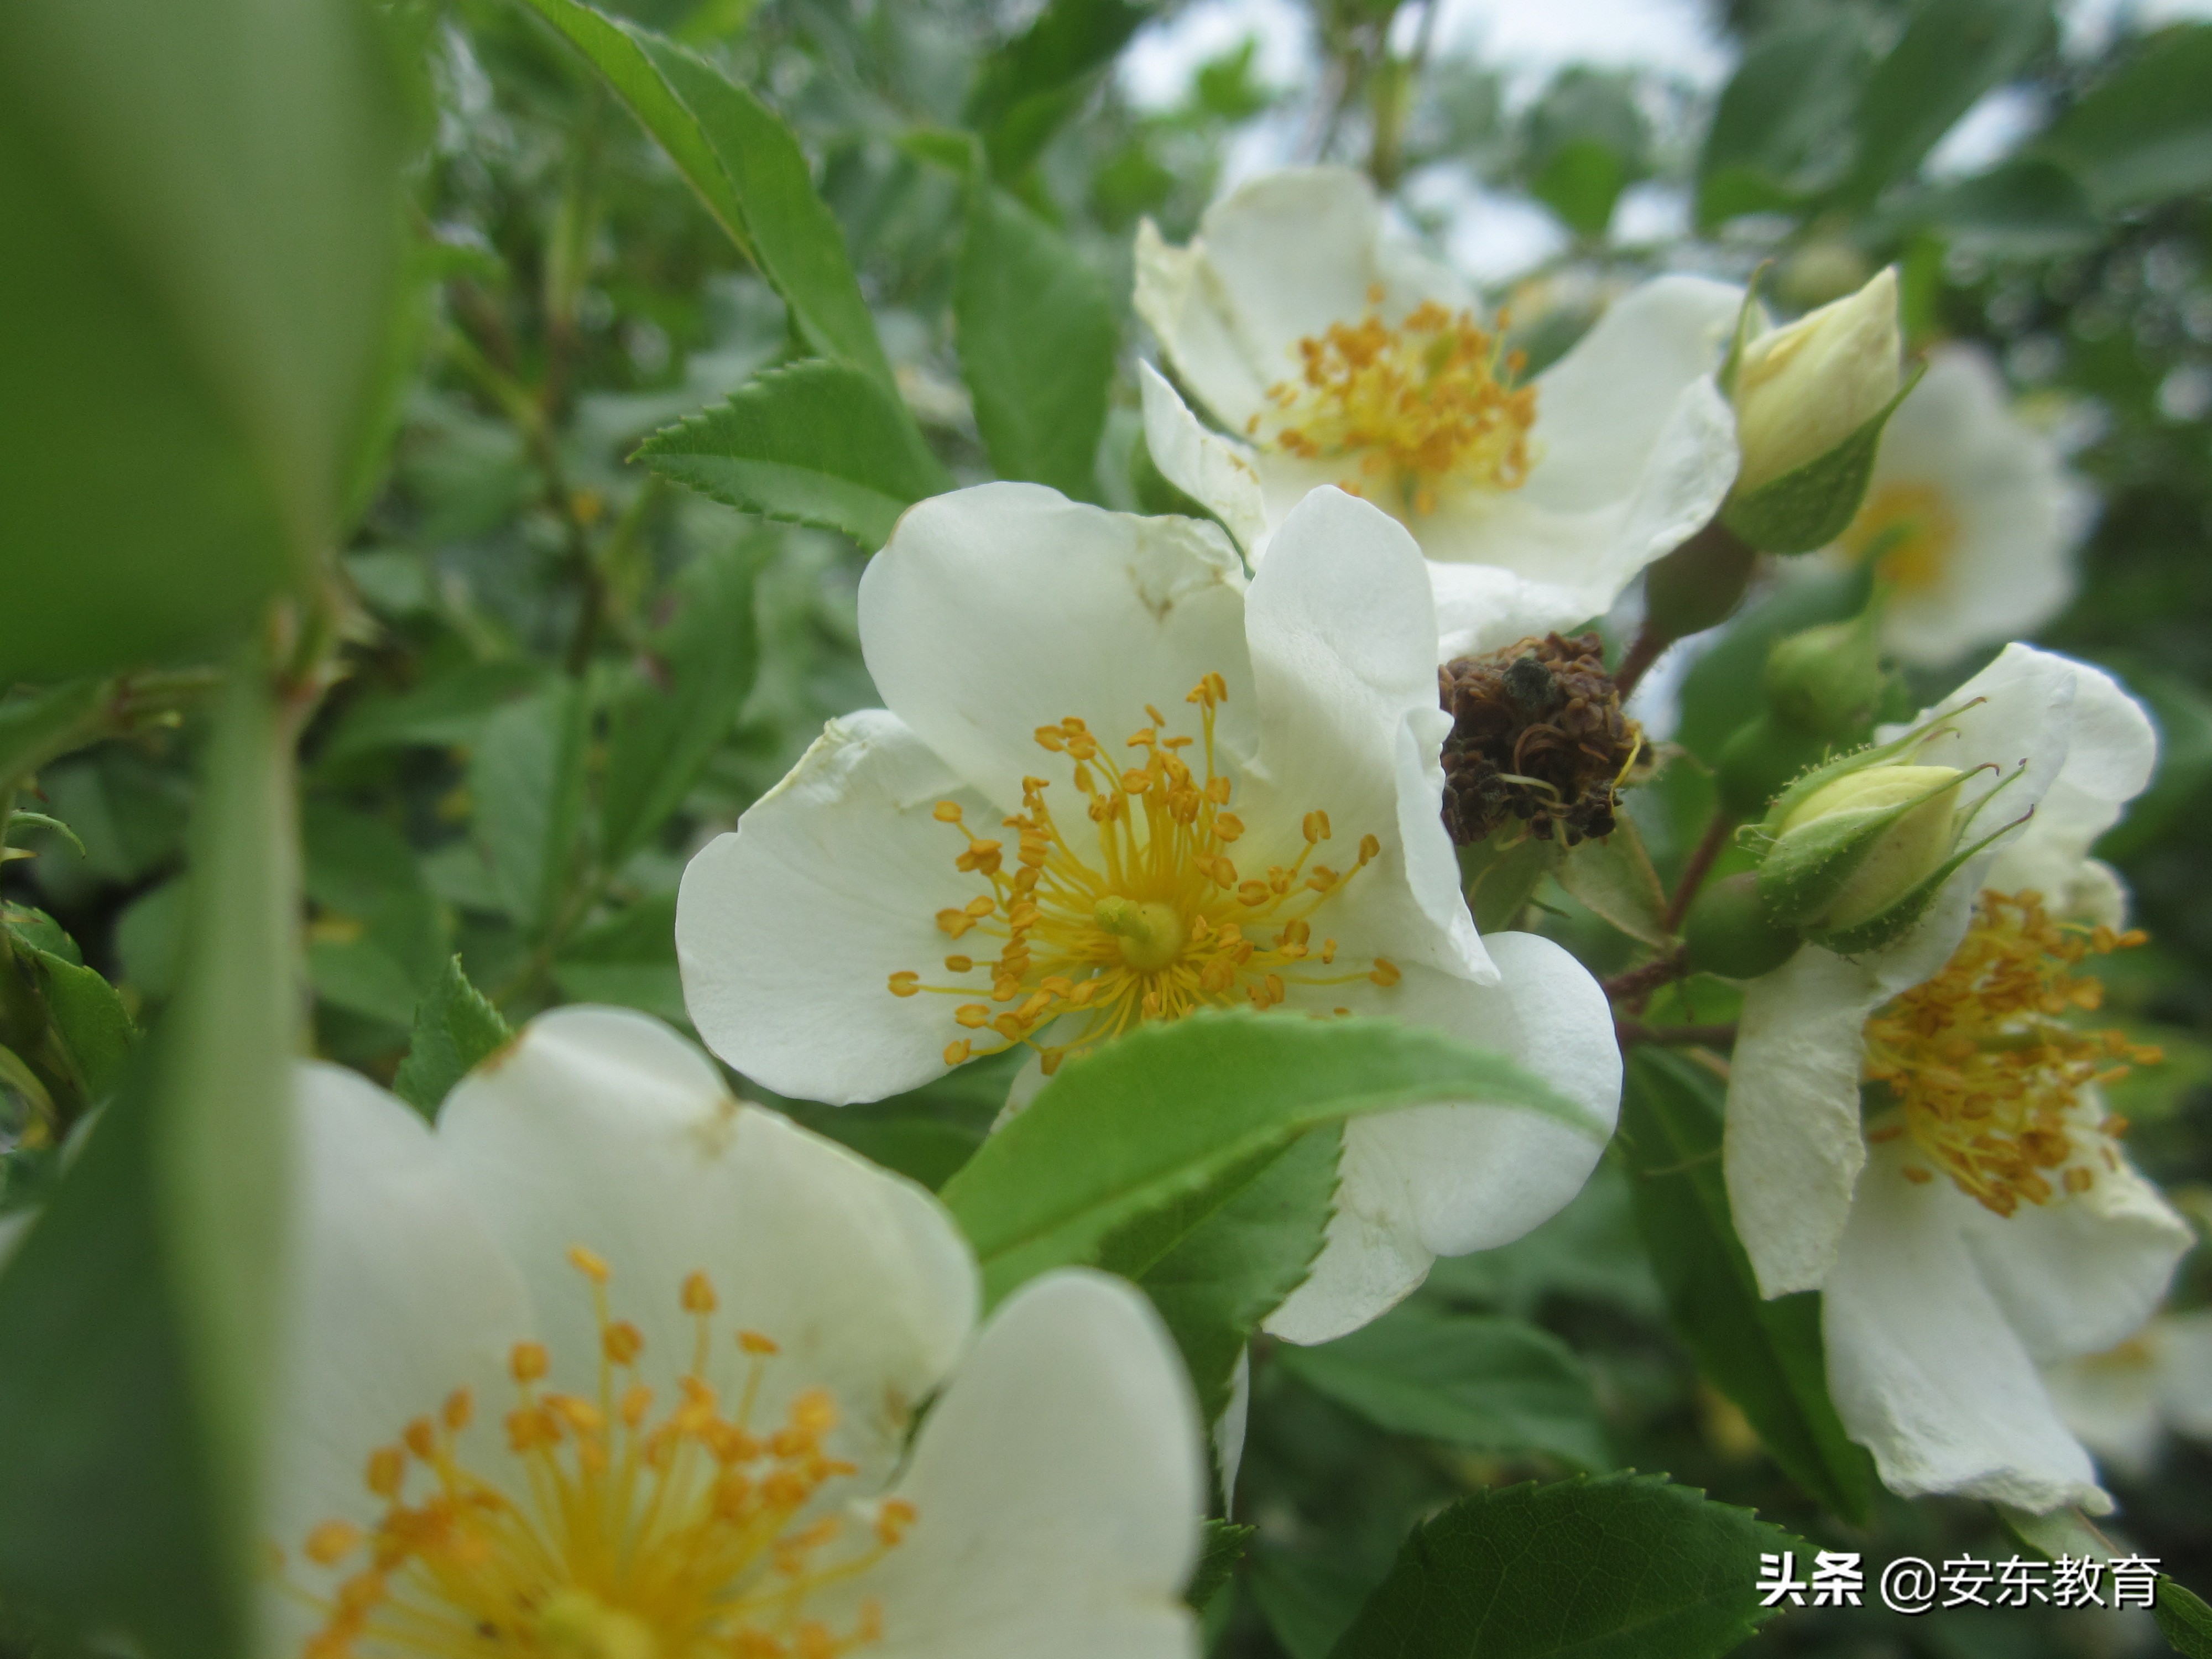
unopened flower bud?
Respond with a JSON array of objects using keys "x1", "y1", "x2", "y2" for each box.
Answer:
[
  {"x1": 1762, "y1": 606, "x2": 1893, "y2": 740},
  {"x1": 1683, "y1": 871, "x2": 1799, "y2": 979},
  {"x1": 1758, "y1": 763, "x2": 1968, "y2": 935},
  {"x1": 1731, "y1": 268, "x2": 1901, "y2": 494}
]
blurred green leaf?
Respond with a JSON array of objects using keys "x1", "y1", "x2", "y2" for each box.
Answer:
[
  {"x1": 600, "y1": 545, "x2": 760, "y2": 867},
  {"x1": 468, "y1": 681, "x2": 591, "y2": 932},
  {"x1": 1898, "y1": 155, "x2": 2100, "y2": 254},
  {"x1": 315, "y1": 661, "x2": 548, "y2": 765},
  {"x1": 0, "y1": 0, "x2": 406, "y2": 682},
  {"x1": 1695, "y1": 17, "x2": 1870, "y2": 227},
  {"x1": 1254, "y1": 1545, "x2": 1379, "y2": 1659},
  {"x1": 553, "y1": 893, "x2": 688, "y2": 1027},
  {"x1": 1275, "y1": 1303, "x2": 1610, "y2": 1472},
  {"x1": 939, "y1": 1012, "x2": 1600, "y2": 1307},
  {"x1": 116, "y1": 878, "x2": 188, "y2": 1004},
  {"x1": 304, "y1": 802, "x2": 448, "y2": 1018},
  {"x1": 965, "y1": 0, "x2": 1151, "y2": 180},
  {"x1": 515, "y1": 0, "x2": 896, "y2": 390},
  {"x1": 2039, "y1": 24, "x2": 2212, "y2": 212},
  {"x1": 393, "y1": 954, "x2": 513, "y2": 1119},
  {"x1": 1524, "y1": 69, "x2": 1647, "y2": 239},
  {"x1": 637, "y1": 360, "x2": 954, "y2": 550},
  {"x1": 1844, "y1": 0, "x2": 2053, "y2": 206},
  {"x1": 1188, "y1": 1519, "x2": 1256, "y2": 1610},
  {"x1": 0, "y1": 681, "x2": 106, "y2": 794},
  {"x1": 1620, "y1": 1047, "x2": 1875, "y2": 1523},
  {"x1": 1099, "y1": 1124, "x2": 1340, "y2": 1423},
  {"x1": 956, "y1": 178, "x2": 1118, "y2": 500},
  {"x1": 1676, "y1": 567, "x2": 1869, "y2": 764},
  {"x1": 2156, "y1": 1576, "x2": 2212, "y2": 1658},
  {"x1": 1329, "y1": 1474, "x2": 1806, "y2": 1659},
  {"x1": 0, "y1": 663, "x2": 300, "y2": 1655}
]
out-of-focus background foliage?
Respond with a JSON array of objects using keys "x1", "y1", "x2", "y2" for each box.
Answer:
[{"x1": 3, "y1": 0, "x2": 2209, "y2": 1653}]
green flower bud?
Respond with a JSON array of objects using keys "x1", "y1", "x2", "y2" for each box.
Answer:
[
  {"x1": 1683, "y1": 870, "x2": 1799, "y2": 979},
  {"x1": 1762, "y1": 605, "x2": 1892, "y2": 739},
  {"x1": 1760, "y1": 763, "x2": 1969, "y2": 933}
]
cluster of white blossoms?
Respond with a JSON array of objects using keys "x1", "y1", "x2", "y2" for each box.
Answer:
[{"x1": 247, "y1": 160, "x2": 2190, "y2": 1656}]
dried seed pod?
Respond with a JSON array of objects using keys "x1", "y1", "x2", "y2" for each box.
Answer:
[{"x1": 1437, "y1": 632, "x2": 1640, "y2": 847}]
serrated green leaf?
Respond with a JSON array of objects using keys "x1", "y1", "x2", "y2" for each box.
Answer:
[
  {"x1": 2157, "y1": 1577, "x2": 2212, "y2": 1658},
  {"x1": 0, "y1": 661, "x2": 299, "y2": 1656},
  {"x1": 0, "y1": 681, "x2": 106, "y2": 794},
  {"x1": 1721, "y1": 368, "x2": 1921, "y2": 555},
  {"x1": 513, "y1": 0, "x2": 894, "y2": 390},
  {"x1": 938, "y1": 1012, "x2": 1603, "y2": 1308},
  {"x1": 0, "y1": 0, "x2": 406, "y2": 682},
  {"x1": 1276, "y1": 1303, "x2": 1611, "y2": 1472},
  {"x1": 2038, "y1": 23, "x2": 2212, "y2": 212},
  {"x1": 1843, "y1": 0, "x2": 2053, "y2": 206},
  {"x1": 1619, "y1": 1048, "x2": 1875, "y2": 1523},
  {"x1": 1695, "y1": 18, "x2": 1870, "y2": 227},
  {"x1": 1099, "y1": 1124, "x2": 1340, "y2": 1424},
  {"x1": 955, "y1": 180, "x2": 1117, "y2": 500},
  {"x1": 599, "y1": 546, "x2": 760, "y2": 867},
  {"x1": 394, "y1": 955, "x2": 514, "y2": 1119},
  {"x1": 1188, "y1": 1519, "x2": 1256, "y2": 1610},
  {"x1": 1330, "y1": 1473, "x2": 1806, "y2": 1659},
  {"x1": 638, "y1": 360, "x2": 954, "y2": 550},
  {"x1": 468, "y1": 682, "x2": 590, "y2": 932},
  {"x1": 22, "y1": 947, "x2": 137, "y2": 1101},
  {"x1": 964, "y1": 0, "x2": 1151, "y2": 180}
]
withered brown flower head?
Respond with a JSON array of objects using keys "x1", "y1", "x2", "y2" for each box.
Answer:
[{"x1": 1438, "y1": 632, "x2": 1640, "y2": 847}]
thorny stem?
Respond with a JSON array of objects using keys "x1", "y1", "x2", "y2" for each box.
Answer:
[{"x1": 1661, "y1": 812, "x2": 1736, "y2": 935}]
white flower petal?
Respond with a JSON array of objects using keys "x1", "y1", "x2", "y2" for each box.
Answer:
[
  {"x1": 1427, "y1": 560, "x2": 1595, "y2": 661},
  {"x1": 1823, "y1": 1138, "x2": 2111, "y2": 1514},
  {"x1": 869, "y1": 1270, "x2": 1203, "y2": 1659},
  {"x1": 1959, "y1": 1124, "x2": 2191, "y2": 1364},
  {"x1": 860, "y1": 483, "x2": 1255, "y2": 810},
  {"x1": 677, "y1": 709, "x2": 991, "y2": 1104},
  {"x1": 2044, "y1": 1339, "x2": 2163, "y2": 1480},
  {"x1": 437, "y1": 1006, "x2": 980, "y2": 1482},
  {"x1": 1725, "y1": 948, "x2": 1885, "y2": 1298},
  {"x1": 1265, "y1": 932, "x2": 1618, "y2": 1344},
  {"x1": 260, "y1": 1064, "x2": 531, "y2": 1653},
  {"x1": 1138, "y1": 362, "x2": 1270, "y2": 552},
  {"x1": 1241, "y1": 487, "x2": 1489, "y2": 982},
  {"x1": 2155, "y1": 1310, "x2": 2212, "y2": 1443},
  {"x1": 1856, "y1": 347, "x2": 2088, "y2": 668}
]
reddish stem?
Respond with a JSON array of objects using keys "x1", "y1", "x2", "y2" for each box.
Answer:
[
  {"x1": 1661, "y1": 812, "x2": 1737, "y2": 936},
  {"x1": 1615, "y1": 1020, "x2": 1738, "y2": 1049},
  {"x1": 1599, "y1": 946, "x2": 1689, "y2": 1004},
  {"x1": 1611, "y1": 623, "x2": 1667, "y2": 702}
]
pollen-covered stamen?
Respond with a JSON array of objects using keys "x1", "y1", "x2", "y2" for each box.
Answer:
[
  {"x1": 280, "y1": 1250, "x2": 908, "y2": 1658},
  {"x1": 889, "y1": 674, "x2": 1393, "y2": 1075},
  {"x1": 1861, "y1": 889, "x2": 2160, "y2": 1217},
  {"x1": 1249, "y1": 286, "x2": 1538, "y2": 519}
]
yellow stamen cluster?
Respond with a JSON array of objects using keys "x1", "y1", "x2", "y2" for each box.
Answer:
[
  {"x1": 1844, "y1": 481, "x2": 1960, "y2": 594},
  {"x1": 1251, "y1": 286, "x2": 1537, "y2": 518},
  {"x1": 1862, "y1": 889, "x2": 2159, "y2": 1217},
  {"x1": 283, "y1": 1249, "x2": 910, "y2": 1658},
  {"x1": 890, "y1": 674, "x2": 1394, "y2": 1075}
]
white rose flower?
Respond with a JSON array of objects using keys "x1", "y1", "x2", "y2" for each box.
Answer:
[
  {"x1": 1131, "y1": 166, "x2": 1744, "y2": 658},
  {"x1": 676, "y1": 482, "x2": 1619, "y2": 1344},
  {"x1": 1723, "y1": 645, "x2": 2194, "y2": 1512},
  {"x1": 1828, "y1": 345, "x2": 2093, "y2": 667},
  {"x1": 263, "y1": 1005, "x2": 1206, "y2": 1659},
  {"x1": 2043, "y1": 1310, "x2": 2212, "y2": 1481}
]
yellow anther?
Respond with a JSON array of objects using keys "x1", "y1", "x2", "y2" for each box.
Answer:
[
  {"x1": 876, "y1": 1498, "x2": 919, "y2": 1545},
  {"x1": 682, "y1": 1270, "x2": 719, "y2": 1314},
  {"x1": 945, "y1": 954, "x2": 973, "y2": 973},
  {"x1": 366, "y1": 1446, "x2": 404, "y2": 1498},
  {"x1": 568, "y1": 1244, "x2": 612, "y2": 1285},
  {"x1": 305, "y1": 1520, "x2": 362, "y2": 1567},
  {"x1": 443, "y1": 1389, "x2": 473, "y2": 1432},
  {"x1": 1303, "y1": 810, "x2": 1331, "y2": 843},
  {"x1": 888, "y1": 972, "x2": 921, "y2": 997},
  {"x1": 739, "y1": 1329, "x2": 780, "y2": 1356},
  {"x1": 510, "y1": 1340, "x2": 551, "y2": 1384},
  {"x1": 1370, "y1": 958, "x2": 1402, "y2": 987},
  {"x1": 932, "y1": 801, "x2": 964, "y2": 822},
  {"x1": 604, "y1": 1320, "x2": 644, "y2": 1366},
  {"x1": 1213, "y1": 812, "x2": 1245, "y2": 841},
  {"x1": 403, "y1": 1417, "x2": 436, "y2": 1459}
]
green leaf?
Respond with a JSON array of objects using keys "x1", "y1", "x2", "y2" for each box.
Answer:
[
  {"x1": 303, "y1": 802, "x2": 448, "y2": 1022},
  {"x1": 2039, "y1": 24, "x2": 2212, "y2": 213},
  {"x1": 1619, "y1": 1048, "x2": 1875, "y2": 1522},
  {"x1": 1275, "y1": 1303, "x2": 1610, "y2": 1472},
  {"x1": 1556, "y1": 818, "x2": 1671, "y2": 947},
  {"x1": 0, "y1": 661, "x2": 300, "y2": 1655},
  {"x1": 1099, "y1": 1124, "x2": 1340, "y2": 1424},
  {"x1": 394, "y1": 954, "x2": 514, "y2": 1120},
  {"x1": 1329, "y1": 1473, "x2": 1807, "y2": 1659},
  {"x1": 1721, "y1": 367, "x2": 1922, "y2": 555},
  {"x1": 1457, "y1": 834, "x2": 1560, "y2": 935},
  {"x1": 637, "y1": 360, "x2": 954, "y2": 551},
  {"x1": 468, "y1": 681, "x2": 591, "y2": 932},
  {"x1": 1254, "y1": 1546, "x2": 1381, "y2": 1659},
  {"x1": 1524, "y1": 69, "x2": 1648, "y2": 239},
  {"x1": 1695, "y1": 17, "x2": 1870, "y2": 227},
  {"x1": 938, "y1": 1011, "x2": 1603, "y2": 1308},
  {"x1": 2157, "y1": 1577, "x2": 2212, "y2": 1659},
  {"x1": 6, "y1": 812, "x2": 86, "y2": 860},
  {"x1": 0, "y1": 680, "x2": 106, "y2": 793},
  {"x1": 315, "y1": 660, "x2": 547, "y2": 765},
  {"x1": 552, "y1": 893, "x2": 688, "y2": 1029},
  {"x1": 513, "y1": 0, "x2": 894, "y2": 389},
  {"x1": 1188, "y1": 1520, "x2": 1256, "y2": 1610},
  {"x1": 0, "y1": 0, "x2": 406, "y2": 682},
  {"x1": 956, "y1": 179, "x2": 1118, "y2": 500},
  {"x1": 19, "y1": 947, "x2": 138, "y2": 1102},
  {"x1": 1676, "y1": 567, "x2": 1870, "y2": 764},
  {"x1": 600, "y1": 546, "x2": 760, "y2": 867},
  {"x1": 1899, "y1": 155, "x2": 2100, "y2": 255},
  {"x1": 964, "y1": 0, "x2": 1151, "y2": 180},
  {"x1": 1843, "y1": 0, "x2": 2053, "y2": 205}
]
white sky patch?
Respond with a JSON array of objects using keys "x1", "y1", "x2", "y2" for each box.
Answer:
[
  {"x1": 1925, "y1": 86, "x2": 2047, "y2": 179},
  {"x1": 1428, "y1": 0, "x2": 1736, "y2": 98},
  {"x1": 1119, "y1": 0, "x2": 1313, "y2": 112},
  {"x1": 1402, "y1": 166, "x2": 1568, "y2": 283},
  {"x1": 2061, "y1": 0, "x2": 2212, "y2": 55},
  {"x1": 1614, "y1": 181, "x2": 1691, "y2": 246}
]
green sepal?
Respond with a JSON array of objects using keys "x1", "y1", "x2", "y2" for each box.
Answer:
[
  {"x1": 1723, "y1": 361, "x2": 1926, "y2": 554},
  {"x1": 1715, "y1": 260, "x2": 1771, "y2": 401},
  {"x1": 1755, "y1": 765, "x2": 1976, "y2": 930},
  {"x1": 1752, "y1": 700, "x2": 1969, "y2": 841},
  {"x1": 1799, "y1": 791, "x2": 2027, "y2": 957}
]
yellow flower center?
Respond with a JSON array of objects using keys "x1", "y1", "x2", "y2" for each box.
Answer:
[
  {"x1": 1861, "y1": 889, "x2": 2159, "y2": 1217},
  {"x1": 282, "y1": 1248, "x2": 909, "y2": 1658},
  {"x1": 1249, "y1": 286, "x2": 1537, "y2": 520},
  {"x1": 1843, "y1": 481, "x2": 1960, "y2": 593},
  {"x1": 889, "y1": 673, "x2": 1396, "y2": 1077}
]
